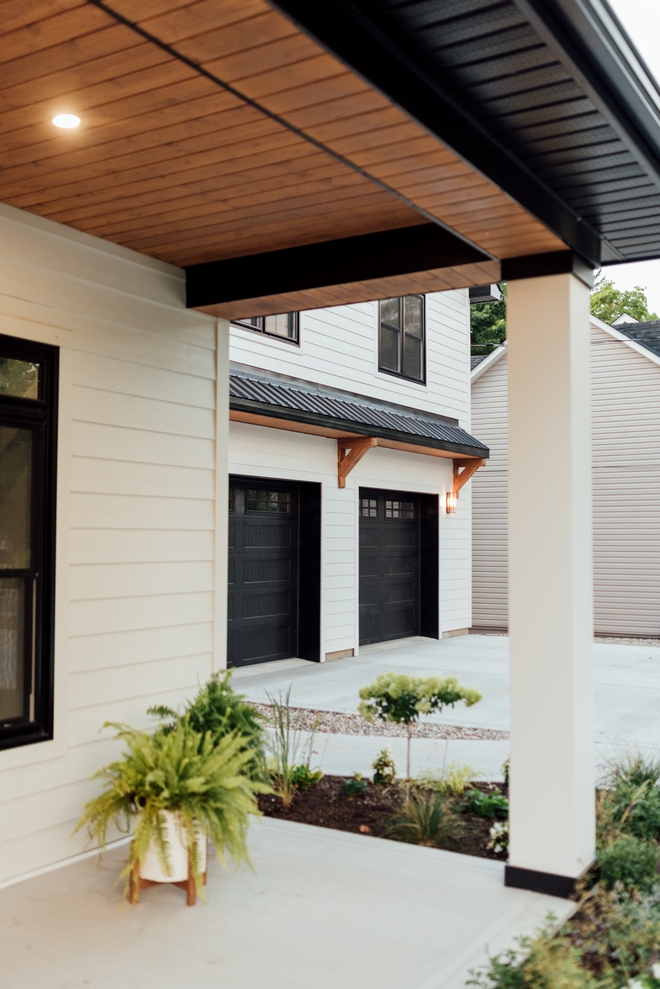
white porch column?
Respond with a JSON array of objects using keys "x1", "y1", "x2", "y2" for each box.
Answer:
[
  {"x1": 506, "y1": 272, "x2": 595, "y2": 894},
  {"x1": 213, "y1": 317, "x2": 230, "y2": 671}
]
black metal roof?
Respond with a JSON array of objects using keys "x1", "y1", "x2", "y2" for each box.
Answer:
[
  {"x1": 229, "y1": 370, "x2": 489, "y2": 459},
  {"x1": 615, "y1": 320, "x2": 660, "y2": 358},
  {"x1": 271, "y1": 0, "x2": 660, "y2": 266}
]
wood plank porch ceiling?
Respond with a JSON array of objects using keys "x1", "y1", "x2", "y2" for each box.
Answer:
[{"x1": 0, "y1": 0, "x2": 564, "y2": 306}]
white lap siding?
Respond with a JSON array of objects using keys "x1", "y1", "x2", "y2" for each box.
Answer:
[{"x1": 0, "y1": 204, "x2": 219, "y2": 884}]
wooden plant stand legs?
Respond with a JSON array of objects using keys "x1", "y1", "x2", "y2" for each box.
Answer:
[{"x1": 129, "y1": 854, "x2": 208, "y2": 906}]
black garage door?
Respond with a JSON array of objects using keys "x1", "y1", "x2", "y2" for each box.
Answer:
[
  {"x1": 228, "y1": 479, "x2": 299, "y2": 667},
  {"x1": 359, "y1": 489, "x2": 421, "y2": 645}
]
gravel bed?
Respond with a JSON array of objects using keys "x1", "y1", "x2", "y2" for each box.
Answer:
[
  {"x1": 253, "y1": 703, "x2": 508, "y2": 740},
  {"x1": 595, "y1": 636, "x2": 660, "y2": 646}
]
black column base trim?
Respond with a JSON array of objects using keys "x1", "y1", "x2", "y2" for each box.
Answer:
[{"x1": 505, "y1": 864, "x2": 592, "y2": 899}]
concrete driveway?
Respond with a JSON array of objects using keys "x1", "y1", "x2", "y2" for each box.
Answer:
[{"x1": 234, "y1": 634, "x2": 660, "y2": 776}]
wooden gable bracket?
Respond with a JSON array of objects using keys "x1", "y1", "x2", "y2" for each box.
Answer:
[
  {"x1": 453, "y1": 458, "x2": 487, "y2": 498},
  {"x1": 338, "y1": 438, "x2": 377, "y2": 488}
]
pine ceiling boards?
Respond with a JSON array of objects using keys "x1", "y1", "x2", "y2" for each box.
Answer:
[{"x1": 4, "y1": 0, "x2": 660, "y2": 316}]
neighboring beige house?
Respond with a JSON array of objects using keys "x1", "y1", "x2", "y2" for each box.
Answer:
[{"x1": 471, "y1": 317, "x2": 660, "y2": 637}]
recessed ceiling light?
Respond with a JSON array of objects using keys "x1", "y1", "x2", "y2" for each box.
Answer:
[{"x1": 52, "y1": 114, "x2": 80, "y2": 129}]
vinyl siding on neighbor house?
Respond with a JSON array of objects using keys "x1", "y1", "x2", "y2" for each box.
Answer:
[
  {"x1": 471, "y1": 322, "x2": 660, "y2": 637},
  {"x1": 0, "y1": 203, "x2": 222, "y2": 884}
]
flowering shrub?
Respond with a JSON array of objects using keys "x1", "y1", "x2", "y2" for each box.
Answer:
[
  {"x1": 372, "y1": 748, "x2": 397, "y2": 786},
  {"x1": 487, "y1": 820, "x2": 509, "y2": 856},
  {"x1": 359, "y1": 673, "x2": 481, "y2": 779}
]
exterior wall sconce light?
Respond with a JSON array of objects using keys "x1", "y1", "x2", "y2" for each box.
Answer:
[{"x1": 446, "y1": 458, "x2": 488, "y2": 514}]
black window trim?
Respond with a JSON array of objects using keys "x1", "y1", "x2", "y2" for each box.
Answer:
[
  {"x1": 232, "y1": 312, "x2": 300, "y2": 346},
  {"x1": 378, "y1": 295, "x2": 426, "y2": 385},
  {"x1": 0, "y1": 332, "x2": 58, "y2": 751}
]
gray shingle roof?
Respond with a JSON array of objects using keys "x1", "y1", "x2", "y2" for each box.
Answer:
[
  {"x1": 229, "y1": 370, "x2": 488, "y2": 459},
  {"x1": 471, "y1": 355, "x2": 488, "y2": 371},
  {"x1": 615, "y1": 320, "x2": 660, "y2": 359}
]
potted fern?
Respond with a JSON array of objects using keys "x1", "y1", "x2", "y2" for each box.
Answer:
[{"x1": 76, "y1": 718, "x2": 268, "y2": 904}]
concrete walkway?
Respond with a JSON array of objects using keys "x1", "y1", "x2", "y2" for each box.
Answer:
[
  {"x1": 235, "y1": 634, "x2": 660, "y2": 777},
  {"x1": 0, "y1": 817, "x2": 573, "y2": 989}
]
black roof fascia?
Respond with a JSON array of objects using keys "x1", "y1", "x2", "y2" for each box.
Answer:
[
  {"x1": 267, "y1": 0, "x2": 602, "y2": 266},
  {"x1": 186, "y1": 223, "x2": 488, "y2": 309},
  {"x1": 515, "y1": 0, "x2": 660, "y2": 241},
  {"x1": 230, "y1": 395, "x2": 489, "y2": 460}
]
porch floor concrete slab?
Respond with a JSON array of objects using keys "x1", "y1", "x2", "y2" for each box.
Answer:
[{"x1": 0, "y1": 817, "x2": 572, "y2": 989}]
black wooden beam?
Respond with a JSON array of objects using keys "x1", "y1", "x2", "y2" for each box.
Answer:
[
  {"x1": 502, "y1": 250, "x2": 595, "y2": 288},
  {"x1": 185, "y1": 223, "x2": 489, "y2": 309},
  {"x1": 267, "y1": 0, "x2": 602, "y2": 267}
]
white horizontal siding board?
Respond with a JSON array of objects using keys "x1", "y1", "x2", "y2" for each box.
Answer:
[
  {"x1": 72, "y1": 386, "x2": 215, "y2": 438},
  {"x1": 70, "y1": 592, "x2": 214, "y2": 638},
  {"x1": 70, "y1": 493, "x2": 214, "y2": 530},
  {"x1": 70, "y1": 561, "x2": 214, "y2": 601},
  {"x1": 70, "y1": 529, "x2": 213, "y2": 565},
  {"x1": 68, "y1": 653, "x2": 213, "y2": 710},
  {"x1": 72, "y1": 422, "x2": 214, "y2": 469},
  {"x1": 71, "y1": 458, "x2": 214, "y2": 499},
  {"x1": 72, "y1": 350, "x2": 215, "y2": 409},
  {"x1": 69, "y1": 623, "x2": 213, "y2": 673}
]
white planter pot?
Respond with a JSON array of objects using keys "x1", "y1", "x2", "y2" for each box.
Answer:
[{"x1": 139, "y1": 810, "x2": 207, "y2": 883}]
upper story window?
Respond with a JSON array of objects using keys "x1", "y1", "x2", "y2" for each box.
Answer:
[
  {"x1": 0, "y1": 333, "x2": 58, "y2": 750},
  {"x1": 379, "y1": 295, "x2": 425, "y2": 383},
  {"x1": 233, "y1": 313, "x2": 299, "y2": 344}
]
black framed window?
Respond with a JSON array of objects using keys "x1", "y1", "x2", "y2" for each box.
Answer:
[
  {"x1": 233, "y1": 313, "x2": 299, "y2": 344},
  {"x1": 0, "y1": 334, "x2": 58, "y2": 750},
  {"x1": 379, "y1": 295, "x2": 425, "y2": 383}
]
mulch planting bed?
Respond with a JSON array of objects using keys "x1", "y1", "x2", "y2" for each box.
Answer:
[{"x1": 258, "y1": 777, "x2": 508, "y2": 860}]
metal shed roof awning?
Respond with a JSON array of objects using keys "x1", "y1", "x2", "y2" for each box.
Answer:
[{"x1": 229, "y1": 370, "x2": 489, "y2": 463}]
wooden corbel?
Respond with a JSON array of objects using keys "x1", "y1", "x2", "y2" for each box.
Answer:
[
  {"x1": 453, "y1": 458, "x2": 487, "y2": 495},
  {"x1": 338, "y1": 437, "x2": 377, "y2": 488}
]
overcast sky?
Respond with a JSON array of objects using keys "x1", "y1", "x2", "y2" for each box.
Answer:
[{"x1": 594, "y1": 1, "x2": 660, "y2": 312}]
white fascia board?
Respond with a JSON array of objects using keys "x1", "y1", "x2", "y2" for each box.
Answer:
[
  {"x1": 591, "y1": 314, "x2": 660, "y2": 369},
  {"x1": 470, "y1": 343, "x2": 507, "y2": 383}
]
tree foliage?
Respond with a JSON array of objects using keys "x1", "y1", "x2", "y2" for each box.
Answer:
[
  {"x1": 470, "y1": 284, "x2": 506, "y2": 354},
  {"x1": 589, "y1": 276, "x2": 657, "y2": 324}
]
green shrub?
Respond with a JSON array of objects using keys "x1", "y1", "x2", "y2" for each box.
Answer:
[
  {"x1": 469, "y1": 929, "x2": 597, "y2": 989},
  {"x1": 266, "y1": 689, "x2": 321, "y2": 808},
  {"x1": 359, "y1": 672, "x2": 481, "y2": 779},
  {"x1": 597, "y1": 835, "x2": 660, "y2": 892},
  {"x1": 76, "y1": 720, "x2": 268, "y2": 897},
  {"x1": 149, "y1": 671, "x2": 266, "y2": 777},
  {"x1": 372, "y1": 748, "x2": 397, "y2": 786},
  {"x1": 604, "y1": 752, "x2": 660, "y2": 790},
  {"x1": 290, "y1": 765, "x2": 323, "y2": 790},
  {"x1": 382, "y1": 792, "x2": 461, "y2": 848},
  {"x1": 462, "y1": 788, "x2": 509, "y2": 819},
  {"x1": 341, "y1": 774, "x2": 368, "y2": 798},
  {"x1": 413, "y1": 762, "x2": 479, "y2": 796}
]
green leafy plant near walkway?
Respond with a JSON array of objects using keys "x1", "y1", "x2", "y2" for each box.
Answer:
[
  {"x1": 470, "y1": 752, "x2": 660, "y2": 989},
  {"x1": 76, "y1": 720, "x2": 268, "y2": 897},
  {"x1": 266, "y1": 689, "x2": 323, "y2": 808},
  {"x1": 148, "y1": 670, "x2": 267, "y2": 779},
  {"x1": 358, "y1": 673, "x2": 481, "y2": 780}
]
